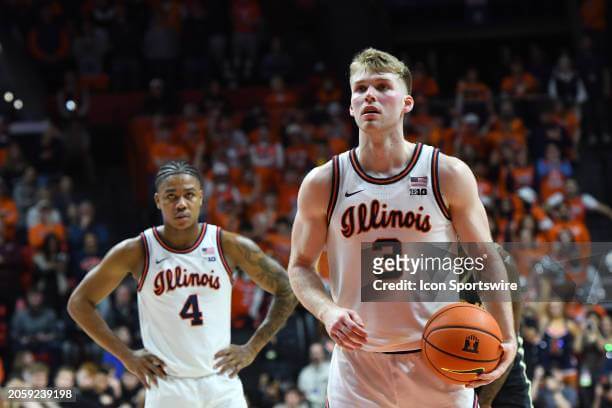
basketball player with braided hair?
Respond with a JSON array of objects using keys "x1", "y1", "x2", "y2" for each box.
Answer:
[
  {"x1": 288, "y1": 48, "x2": 517, "y2": 407},
  {"x1": 69, "y1": 161, "x2": 297, "y2": 407}
]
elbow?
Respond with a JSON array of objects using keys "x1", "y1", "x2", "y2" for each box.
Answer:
[{"x1": 66, "y1": 291, "x2": 84, "y2": 320}]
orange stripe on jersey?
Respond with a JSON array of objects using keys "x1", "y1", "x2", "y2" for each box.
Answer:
[
  {"x1": 349, "y1": 143, "x2": 423, "y2": 185},
  {"x1": 432, "y1": 148, "x2": 452, "y2": 220},
  {"x1": 216, "y1": 228, "x2": 234, "y2": 284},
  {"x1": 152, "y1": 224, "x2": 207, "y2": 254},
  {"x1": 326, "y1": 155, "x2": 340, "y2": 225},
  {"x1": 137, "y1": 232, "x2": 150, "y2": 292}
]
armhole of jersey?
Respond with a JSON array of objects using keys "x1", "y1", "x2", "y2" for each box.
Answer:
[
  {"x1": 431, "y1": 148, "x2": 452, "y2": 221},
  {"x1": 326, "y1": 155, "x2": 340, "y2": 226},
  {"x1": 137, "y1": 232, "x2": 150, "y2": 292},
  {"x1": 216, "y1": 227, "x2": 234, "y2": 285}
]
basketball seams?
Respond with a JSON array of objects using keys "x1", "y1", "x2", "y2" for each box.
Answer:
[
  {"x1": 427, "y1": 325, "x2": 502, "y2": 343},
  {"x1": 422, "y1": 303, "x2": 477, "y2": 336},
  {"x1": 423, "y1": 337, "x2": 501, "y2": 363}
]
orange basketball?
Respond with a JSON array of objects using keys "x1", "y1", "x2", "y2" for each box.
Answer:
[{"x1": 422, "y1": 303, "x2": 503, "y2": 384}]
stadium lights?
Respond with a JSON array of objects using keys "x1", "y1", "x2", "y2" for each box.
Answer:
[
  {"x1": 13, "y1": 99, "x2": 23, "y2": 110},
  {"x1": 65, "y1": 100, "x2": 76, "y2": 112},
  {"x1": 3, "y1": 92, "x2": 13, "y2": 102}
]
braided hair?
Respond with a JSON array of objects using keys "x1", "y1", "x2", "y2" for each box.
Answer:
[{"x1": 155, "y1": 161, "x2": 203, "y2": 190}]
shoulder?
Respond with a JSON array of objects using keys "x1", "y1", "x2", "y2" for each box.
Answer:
[
  {"x1": 297, "y1": 159, "x2": 336, "y2": 214},
  {"x1": 106, "y1": 235, "x2": 145, "y2": 270},
  {"x1": 437, "y1": 153, "x2": 478, "y2": 204}
]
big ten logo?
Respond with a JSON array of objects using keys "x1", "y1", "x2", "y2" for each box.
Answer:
[
  {"x1": 461, "y1": 335, "x2": 480, "y2": 354},
  {"x1": 410, "y1": 188, "x2": 427, "y2": 196}
]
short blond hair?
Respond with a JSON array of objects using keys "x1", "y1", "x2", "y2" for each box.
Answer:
[{"x1": 349, "y1": 48, "x2": 412, "y2": 94}]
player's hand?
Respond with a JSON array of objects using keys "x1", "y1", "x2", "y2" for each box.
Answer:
[
  {"x1": 121, "y1": 349, "x2": 167, "y2": 389},
  {"x1": 465, "y1": 339, "x2": 517, "y2": 388},
  {"x1": 214, "y1": 344, "x2": 257, "y2": 378},
  {"x1": 321, "y1": 306, "x2": 367, "y2": 350}
]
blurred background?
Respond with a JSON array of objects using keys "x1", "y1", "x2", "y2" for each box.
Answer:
[{"x1": 0, "y1": 0, "x2": 611, "y2": 407}]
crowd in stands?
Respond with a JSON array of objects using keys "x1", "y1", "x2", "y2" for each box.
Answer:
[{"x1": 0, "y1": 0, "x2": 611, "y2": 407}]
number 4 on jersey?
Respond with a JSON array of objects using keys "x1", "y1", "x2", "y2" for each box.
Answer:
[{"x1": 180, "y1": 294, "x2": 203, "y2": 326}]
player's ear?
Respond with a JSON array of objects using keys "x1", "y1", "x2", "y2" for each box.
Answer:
[
  {"x1": 154, "y1": 192, "x2": 161, "y2": 210},
  {"x1": 349, "y1": 103, "x2": 355, "y2": 117},
  {"x1": 403, "y1": 95, "x2": 414, "y2": 114}
]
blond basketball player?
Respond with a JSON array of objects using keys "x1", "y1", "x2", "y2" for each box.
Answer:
[
  {"x1": 288, "y1": 49, "x2": 517, "y2": 407},
  {"x1": 68, "y1": 161, "x2": 297, "y2": 407}
]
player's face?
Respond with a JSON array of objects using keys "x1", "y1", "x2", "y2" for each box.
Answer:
[
  {"x1": 154, "y1": 174, "x2": 203, "y2": 230},
  {"x1": 349, "y1": 70, "x2": 413, "y2": 133}
]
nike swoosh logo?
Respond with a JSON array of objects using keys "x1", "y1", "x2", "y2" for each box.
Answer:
[
  {"x1": 155, "y1": 257, "x2": 169, "y2": 264},
  {"x1": 345, "y1": 189, "x2": 364, "y2": 198}
]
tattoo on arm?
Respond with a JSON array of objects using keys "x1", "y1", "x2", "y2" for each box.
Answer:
[{"x1": 226, "y1": 233, "x2": 298, "y2": 352}]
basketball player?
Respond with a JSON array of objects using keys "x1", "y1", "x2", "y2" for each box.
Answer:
[
  {"x1": 288, "y1": 48, "x2": 517, "y2": 407},
  {"x1": 68, "y1": 161, "x2": 297, "y2": 407}
]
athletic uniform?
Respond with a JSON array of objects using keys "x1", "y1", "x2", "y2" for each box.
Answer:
[
  {"x1": 325, "y1": 143, "x2": 477, "y2": 407},
  {"x1": 137, "y1": 223, "x2": 247, "y2": 408}
]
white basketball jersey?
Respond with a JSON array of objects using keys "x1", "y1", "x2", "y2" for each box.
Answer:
[
  {"x1": 326, "y1": 143, "x2": 458, "y2": 352},
  {"x1": 137, "y1": 223, "x2": 233, "y2": 377}
]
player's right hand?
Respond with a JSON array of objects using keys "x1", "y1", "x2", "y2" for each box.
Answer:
[
  {"x1": 121, "y1": 349, "x2": 167, "y2": 389},
  {"x1": 321, "y1": 306, "x2": 367, "y2": 350}
]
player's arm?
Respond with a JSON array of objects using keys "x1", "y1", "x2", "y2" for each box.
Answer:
[
  {"x1": 477, "y1": 246, "x2": 523, "y2": 407},
  {"x1": 439, "y1": 154, "x2": 517, "y2": 387},
  {"x1": 67, "y1": 237, "x2": 166, "y2": 388},
  {"x1": 214, "y1": 231, "x2": 298, "y2": 377},
  {"x1": 287, "y1": 163, "x2": 367, "y2": 349}
]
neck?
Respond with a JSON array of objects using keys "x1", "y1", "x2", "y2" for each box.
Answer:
[
  {"x1": 160, "y1": 223, "x2": 201, "y2": 249},
  {"x1": 357, "y1": 128, "x2": 412, "y2": 176}
]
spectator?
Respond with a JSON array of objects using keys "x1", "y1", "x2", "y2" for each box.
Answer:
[
  {"x1": 68, "y1": 201, "x2": 109, "y2": 255},
  {"x1": 261, "y1": 37, "x2": 293, "y2": 82},
  {"x1": 13, "y1": 166, "x2": 39, "y2": 222},
  {"x1": 53, "y1": 175, "x2": 79, "y2": 221},
  {"x1": 595, "y1": 373, "x2": 612, "y2": 408},
  {"x1": 143, "y1": 13, "x2": 180, "y2": 84},
  {"x1": 533, "y1": 365, "x2": 579, "y2": 408},
  {"x1": 231, "y1": 0, "x2": 262, "y2": 79},
  {"x1": 72, "y1": 19, "x2": 110, "y2": 82},
  {"x1": 27, "y1": 5, "x2": 70, "y2": 88},
  {"x1": 575, "y1": 310, "x2": 606, "y2": 407},
  {"x1": 27, "y1": 196, "x2": 62, "y2": 230},
  {"x1": 297, "y1": 342, "x2": 330, "y2": 407},
  {"x1": 35, "y1": 125, "x2": 65, "y2": 179},
  {"x1": 2, "y1": 142, "x2": 28, "y2": 186},
  {"x1": 455, "y1": 67, "x2": 493, "y2": 122},
  {"x1": 108, "y1": 4, "x2": 142, "y2": 90},
  {"x1": 548, "y1": 54, "x2": 588, "y2": 109},
  {"x1": 274, "y1": 387, "x2": 309, "y2": 408},
  {"x1": 411, "y1": 61, "x2": 439, "y2": 98},
  {"x1": 93, "y1": 366, "x2": 120, "y2": 406},
  {"x1": 0, "y1": 178, "x2": 18, "y2": 240},
  {"x1": 62, "y1": 121, "x2": 96, "y2": 184},
  {"x1": 33, "y1": 233, "x2": 69, "y2": 310},
  {"x1": 538, "y1": 302, "x2": 578, "y2": 373},
  {"x1": 0, "y1": 223, "x2": 23, "y2": 313},
  {"x1": 250, "y1": 125, "x2": 284, "y2": 191},
  {"x1": 54, "y1": 365, "x2": 76, "y2": 388},
  {"x1": 108, "y1": 284, "x2": 139, "y2": 334},
  {"x1": 28, "y1": 201, "x2": 66, "y2": 250},
  {"x1": 10, "y1": 289, "x2": 62, "y2": 357},
  {"x1": 143, "y1": 78, "x2": 177, "y2": 116},
  {"x1": 536, "y1": 144, "x2": 573, "y2": 201},
  {"x1": 500, "y1": 59, "x2": 539, "y2": 100},
  {"x1": 71, "y1": 233, "x2": 100, "y2": 287},
  {"x1": 75, "y1": 362, "x2": 104, "y2": 407},
  {"x1": 22, "y1": 362, "x2": 50, "y2": 388}
]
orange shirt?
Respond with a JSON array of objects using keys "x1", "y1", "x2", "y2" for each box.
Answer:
[
  {"x1": 0, "y1": 197, "x2": 18, "y2": 230},
  {"x1": 28, "y1": 223, "x2": 66, "y2": 249},
  {"x1": 456, "y1": 81, "x2": 491, "y2": 102},
  {"x1": 231, "y1": 276, "x2": 257, "y2": 328},
  {"x1": 231, "y1": 0, "x2": 262, "y2": 33},
  {"x1": 546, "y1": 220, "x2": 591, "y2": 243},
  {"x1": 277, "y1": 181, "x2": 299, "y2": 217},
  {"x1": 149, "y1": 142, "x2": 189, "y2": 172},
  {"x1": 500, "y1": 73, "x2": 538, "y2": 97},
  {"x1": 580, "y1": 0, "x2": 606, "y2": 31},
  {"x1": 412, "y1": 76, "x2": 439, "y2": 97},
  {"x1": 568, "y1": 196, "x2": 586, "y2": 223},
  {"x1": 539, "y1": 168, "x2": 567, "y2": 201}
]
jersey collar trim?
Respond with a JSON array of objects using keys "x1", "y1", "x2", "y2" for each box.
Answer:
[
  {"x1": 152, "y1": 223, "x2": 207, "y2": 254},
  {"x1": 349, "y1": 143, "x2": 423, "y2": 185}
]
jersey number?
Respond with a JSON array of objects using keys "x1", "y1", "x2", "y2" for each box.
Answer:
[
  {"x1": 373, "y1": 238, "x2": 402, "y2": 280},
  {"x1": 180, "y1": 295, "x2": 203, "y2": 326}
]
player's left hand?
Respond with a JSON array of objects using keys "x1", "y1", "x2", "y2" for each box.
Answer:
[
  {"x1": 465, "y1": 339, "x2": 517, "y2": 388},
  {"x1": 214, "y1": 344, "x2": 257, "y2": 378}
]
